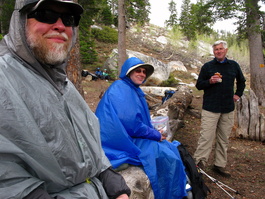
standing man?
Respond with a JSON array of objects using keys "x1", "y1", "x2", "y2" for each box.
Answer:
[
  {"x1": 194, "y1": 40, "x2": 246, "y2": 178},
  {"x1": 0, "y1": 0, "x2": 130, "y2": 198}
]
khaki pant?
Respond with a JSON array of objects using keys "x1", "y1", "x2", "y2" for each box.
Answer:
[{"x1": 194, "y1": 109, "x2": 234, "y2": 168}]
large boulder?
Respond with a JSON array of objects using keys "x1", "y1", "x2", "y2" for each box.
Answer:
[
  {"x1": 103, "y1": 49, "x2": 170, "y2": 83},
  {"x1": 168, "y1": 61, "x2": 187, "y2": 72},
  {"x1": 119, "y1": 166, "x2": 154, "y2": 199}
]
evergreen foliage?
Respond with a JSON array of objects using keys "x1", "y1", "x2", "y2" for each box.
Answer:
[
  {"x1": 0, "y1": 0, "x2": 15, "y2": 34},
  {"x1": 179, "y1": 0, "x2": 215, "y2": 41},
  {"x1": 100, "y1": 4, "x2": 114, "y2": 25},
  {"x1": 125, "y1": 0, "x2": 151, "y2": 25},
  {"x1": 190, "y1": 2, "x2": 214, "y2": 35},
  {"x1": 79, "y1": 28, "x2": 98, "y2": 64},
  {"x1": 179, "y1": 0, "x2": 197, "y2": 40},
  {"x1": 78, "y1": 0, "x2": 103, "y2": 66},
  {"x1": 92, "y1": 26, "x2": 118, "y2": 43},
  {"x1": 166, "y1": 0, "x2": 178, "y2": 27}
]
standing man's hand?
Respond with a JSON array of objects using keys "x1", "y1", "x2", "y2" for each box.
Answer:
[
  {"x1": 209, "y1": 73, "x2": 222, "y2": 84},
  {"x1": 233, "y1": 95, "x2": 240, "y2": 102},
  {"x1": 116, "y1": 194, "x2": 129, "y2": 199}
]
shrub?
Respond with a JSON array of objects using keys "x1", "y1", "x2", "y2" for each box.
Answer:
[
  {"x1": 92, "y1": 26, "x2": 118, "y2": 43},
  {"x1": 160, "y1": 73, "x2": 180, "y2": 87}
]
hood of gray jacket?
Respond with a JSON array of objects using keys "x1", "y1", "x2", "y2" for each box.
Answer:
[{"x1": 0, "y1": 0, "x2": 79, "y2": 94}]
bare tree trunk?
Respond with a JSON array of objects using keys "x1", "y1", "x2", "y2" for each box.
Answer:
[
  {"x1": 246, "y1": 0, "x2": 265, "y2": 106},
  {"x1": 236, "y1": 89, "x2": 265, "y2": 142},
  {"x1": 67, "y1": 36, "x2": 84, "y2": 98},
  {"x1": 118, "y1": 0, "x2": 127, "y2": 72},
  {"x1": 66, "y1": 0, "x2": 84, "y2": 98}
]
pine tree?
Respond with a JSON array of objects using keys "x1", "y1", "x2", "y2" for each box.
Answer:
[
  {"x1": 179, "y1": 0, "x2": 196, "y2": 40},
  {"x1": 166, "y1": 0, "x2": 178, "y2": 27},
  {"x1": 190, "y1": 1, "x2": 214, "y2": 35}
]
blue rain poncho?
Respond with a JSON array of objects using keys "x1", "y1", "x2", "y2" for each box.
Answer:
[{"x1": 96, "y1": 57, "x2": 187, "y2": 199}]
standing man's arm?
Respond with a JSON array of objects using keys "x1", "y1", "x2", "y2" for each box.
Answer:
[
  {"x1": 196, "y1": 64, "x2": 212, "y2": 90},
  {"x1": 234, "y1": 65, "x2": 246, "y2": 101}
]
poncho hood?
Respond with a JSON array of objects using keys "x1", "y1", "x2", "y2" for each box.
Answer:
[{"x1": 119, "y1": 57, "x2": 154, "y2": 80}]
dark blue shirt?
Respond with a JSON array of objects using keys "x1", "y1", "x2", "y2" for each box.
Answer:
[{"x1": 196, "y1": 58, "x2": 246, "y2": 113}]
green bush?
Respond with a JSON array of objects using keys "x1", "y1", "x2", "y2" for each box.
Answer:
[
  {"x1": 160, "y1": 73, "x2": 180, "y2": 87},
  {"x1": 92, "y1": 26, "x2": 118, "y2": 43}
]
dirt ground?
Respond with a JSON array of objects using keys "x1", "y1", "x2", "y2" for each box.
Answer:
[{"x1": 83, "y1": 79, "x2": 265, "y2": 199}]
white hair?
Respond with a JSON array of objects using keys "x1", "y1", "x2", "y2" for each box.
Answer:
[{"x1": 212, "y1": 40, "x2": 228, "y2": 49}]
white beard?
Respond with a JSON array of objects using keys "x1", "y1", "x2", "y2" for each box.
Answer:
[
  {"x1": 26, "y1": 31, "x2": 71, "y2": 66},
  {"x1": 45, "y1": 42, "x2": 69, "y2": 65}
]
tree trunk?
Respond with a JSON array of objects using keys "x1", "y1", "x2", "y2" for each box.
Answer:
[
  {"x1": 67, "y1": 36, "x2": 84, "y2": 98},
  {"x1": 246, "y1": 0, "x2": 265, "y2": 106},
  {"x1": 235, "y1": 89, "x2": 265, "y2": 142},
  {"x1": 118, "y1": 0, "x2": 127, "y2": 72},
  {"x1": 66, "y1": 0, "x2": 84, "y2": 98}
]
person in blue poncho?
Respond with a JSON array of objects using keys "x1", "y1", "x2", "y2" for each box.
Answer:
[{"x1": 96, "y1": 57, "x2": 187, "y2": 199}]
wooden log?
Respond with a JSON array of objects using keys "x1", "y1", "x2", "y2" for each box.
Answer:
[
  {"x1": 249, "y1": 90, "x2": 260, "y2": 140},
  {"x1": 259, "y1": 113, "x2": 265, "y2": 142},
  {"x1": 163, "y1": 85, "x2": 193, "y2": 138},
  {"x1": 145, "y1": 85, "x2": 193, "y2": 137},
  {"x1": 236, "y1": 94, "x2": 250, "y2": 139},
  {"x1": 236, "y1": 89, "x2": 265, "y2": 142}
]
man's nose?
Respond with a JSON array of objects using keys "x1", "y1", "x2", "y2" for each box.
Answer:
[{"x1": 52, "y1": 18, "x2": 66, "y2": 32}]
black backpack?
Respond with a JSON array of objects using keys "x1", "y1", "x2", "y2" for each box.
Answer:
[{"x1": 177, "y1": 144, "x2": 211, "y2": 199}]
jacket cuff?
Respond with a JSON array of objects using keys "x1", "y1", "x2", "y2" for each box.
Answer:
[{"x1": 98, "y1": 167, "x2": 131, "y2": 199}]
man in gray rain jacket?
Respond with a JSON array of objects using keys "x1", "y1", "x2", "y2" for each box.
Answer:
[{"x1": 0, "y1": 0, "x2": 130, "y2": 198}]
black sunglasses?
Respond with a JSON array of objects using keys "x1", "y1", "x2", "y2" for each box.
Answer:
[{"x1": 27, "y1": 9, "x2": 81, "y2": 27}]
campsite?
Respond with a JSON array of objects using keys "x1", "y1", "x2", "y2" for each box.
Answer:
[{"x1": 82, "y1": 71, "x2": 264, "y2": 199}]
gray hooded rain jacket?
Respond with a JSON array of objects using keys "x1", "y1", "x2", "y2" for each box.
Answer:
[{"x1": 0, "y1": 0, "x2": 130, "y2": 198}]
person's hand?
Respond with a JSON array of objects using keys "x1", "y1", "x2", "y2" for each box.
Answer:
[
  {"x1": 158, "y1": 129, "x2": 167, "y2": 141},
  {"x1": 233, "y1": 95, "x2": 240, "y2": 102},
  {"x1": 160, "y1": 134, "x2": 167, "y2": 141},
  {"x1": 116, "y1": 194, "x2": 129, "y2": 199},
  {"x1": 210, "y1": 73, "x2": 222, "y2": 84}
]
